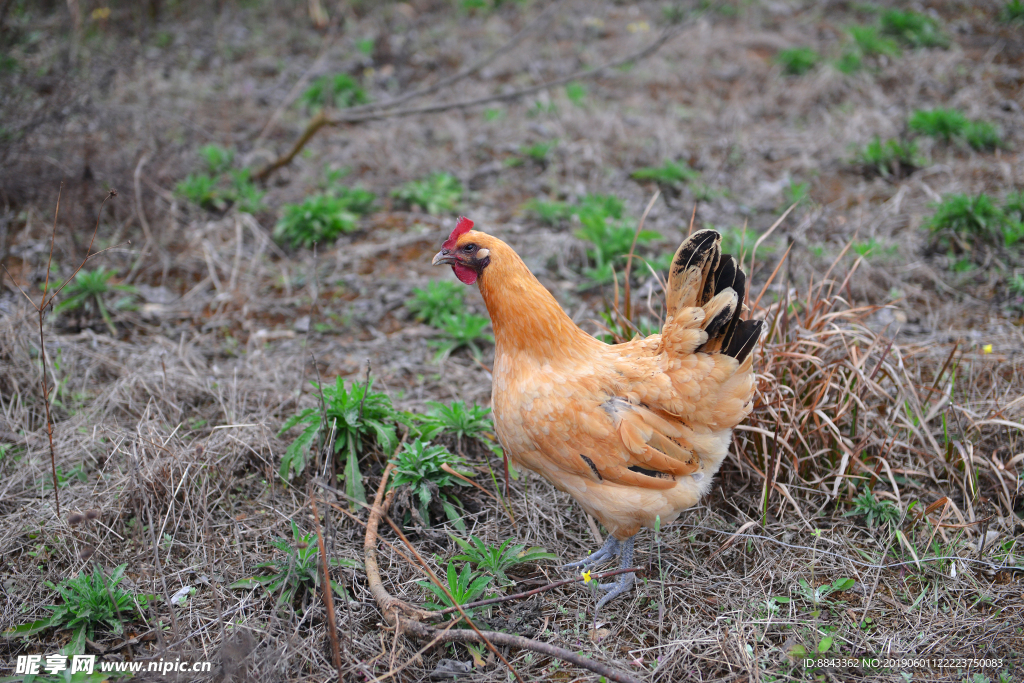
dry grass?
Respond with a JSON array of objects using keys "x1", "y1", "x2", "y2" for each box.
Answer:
[{"x1": 1, "y1": 1, "x2": 1023, "y2": 681}]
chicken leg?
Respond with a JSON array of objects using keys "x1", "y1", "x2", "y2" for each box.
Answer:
[{"x1": 562, "y1": 534, "x2": 636, "y2": 609}]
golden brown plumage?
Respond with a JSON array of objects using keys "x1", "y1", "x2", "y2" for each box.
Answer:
[{"x1": 432, "y1": 217, "x2": 762, "y2": 606}]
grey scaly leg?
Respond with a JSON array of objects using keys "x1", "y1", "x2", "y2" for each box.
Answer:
[
  {"x1": 561, "y1": 536, "x2": 619, "y2": 570},
  {"x1": 594, "y1": 535, "x2": 636, "y2": 609}
]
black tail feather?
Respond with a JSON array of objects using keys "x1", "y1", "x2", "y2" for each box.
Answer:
[{"x1": 724, "y1": 319, "x2": 763, "y2": 362}]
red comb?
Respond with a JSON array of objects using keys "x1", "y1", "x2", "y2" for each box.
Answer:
[{"x1": 443, "y1": 216, "x2": 474, "y2": 250}]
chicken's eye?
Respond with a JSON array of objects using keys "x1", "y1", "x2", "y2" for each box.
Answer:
[{"x1": 463, "y1": 244, "x2": 475, "y2": 252}]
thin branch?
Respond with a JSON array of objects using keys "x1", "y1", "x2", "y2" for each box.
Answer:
[
  {"x1": 362, "y1": 465, "x2": 643, "y2": 683},
  {"x1": 310, "y1": 491, "x2": 343, "y2": 682},
  {"x1": 254, "y1": 20, "x2": 688, "y2": 181}
]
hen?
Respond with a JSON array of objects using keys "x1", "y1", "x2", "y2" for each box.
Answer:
[{"x1": 432, "y1": 217, "x2": 762, "y2": 607}]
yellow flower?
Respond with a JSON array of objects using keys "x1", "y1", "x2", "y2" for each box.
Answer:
[
  {"x1": 982, "y1": 344, "x2": 993, "y2": 354},
  {"x1": 581, "y1": 570, "x2": 592, "y2": 584}
]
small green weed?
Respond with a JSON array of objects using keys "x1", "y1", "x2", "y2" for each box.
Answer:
[
  {"x1": 175, "y1": 144, "x2": 266, "y2": 213},
  {"x1": 391, "y1": 172, "x2": 462, "y2": 215},
  {"x1": 1003, "y1": 0, "x2": 1024, "y2": 23},
  {"x1": 851, "y1": 237, "x2": 897, "y2": 259},
  {"x1": 782, "y1": 180, "x2": 810, "y2": 208},
  {"x1": 450, "y1": 535, "x2": 556, "y2": 585},
  {"x1": 924, "y1": 193, "x2": 1024, "y2": 251},
  {"x1": 909, "y1": 107, "x2": 967, "y2": 142},
  {"x1": 231, "y1": 520, "x2": 359, "y2": 607},
  {"x1": 879, "y1": 9, "x2": 947, "y2": 48},
  {"x1": 519, "y1": 140, "x2": 557, "y2": 164},
  {"x1": 52, "y1": 267, "x2": 137, "y2": 336},
  {"x1": 418, "y1": 561, "x2": 492, "y2": 614},
  {"x1": 274, "y1": 188, "x2": 375, "y2": 249},
  {"x1": 908, "y1": 109, "x2": 1003, "y2": 151},
  {"x1": 630, "y1": 159, "x2": 700, "y2": 187},
  {"x1": 429, "y1": 312, "x2": 493, "y2": 361},
  {"x1": 299, "y1": 73, "x2": 368, "y2": 112},
  {"x1": 845, "y1": 488, "x2": 901, "y2": 529},
  {"x1": 389, "y1": 439, "x2": 473, "y2": 528},
  {"x1": 278, "y1": 376, "x2": 398, "y2": 506},
  {"x1": 854, "y1": 136, "x2": 921, "y2": 179},
  {"x1": 775, "y1": 47, "x2": 819, "y2": 75},
  {"x1": 848, "y1": 24, "x2": 900, "y2": 57},
  {"x1": 963, "y1": 120, "x2": 1003, "y2": 152},
  {"x1": 834, "y1": 50, "x2": 863, "y2": 74},
  {"x1": 719, "y1": 226, "x2": 763, "y2": 264},
  {"x1": 199, "y1": 143, "x2": 234, "y2": 175},
  {"x1": 576, "y1": 210, "x2": 659, "y2": 285},
  {"x1": 417, "y1": 401, "x2": 494, "y2": 445},
  {"x1": 524, "y1": 193, "x2": 624, "y2": 227},
  {"x1": 175, "y1": 172, "x2": 222, "y2": 210},
  {"x1": 794, "y1": 576, "x2": 856, "y2": 616},
  {"x1": 406, "y1": 280, "x2": 464, "y2": 326},
  {"x1": 565, "y1": 81, "x2": 587, "y2": 107},
  {"x1": 7, "y1": 564, "x2": 153, "y2": 653}
]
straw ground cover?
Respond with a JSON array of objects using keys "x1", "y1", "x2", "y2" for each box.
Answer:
[{"x1": 1, "y1": 1, "x2": 1022, "y2": 681}]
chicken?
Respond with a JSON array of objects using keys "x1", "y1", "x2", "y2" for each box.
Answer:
[{"x1": 432, "y1": 217, "x2": 762, "y2": 607}]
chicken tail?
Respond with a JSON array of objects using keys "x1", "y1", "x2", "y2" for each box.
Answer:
[{"x1": 665, "y1": 229, "x2": 763, "y2": 363}]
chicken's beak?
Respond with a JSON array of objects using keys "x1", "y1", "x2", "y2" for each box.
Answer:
[{"x1": 432, "y1": 249, "x2": 455, "y2": 266}]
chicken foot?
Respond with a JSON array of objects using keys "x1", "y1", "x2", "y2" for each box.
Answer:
[{"x1": 562, "y1": 534, "x2": 637, "y2": 609}]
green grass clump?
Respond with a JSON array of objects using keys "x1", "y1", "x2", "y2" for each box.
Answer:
[
  {"x1": 278, "y1": 376, "x2": 398, "y2": 505},
  {"x1": 630, "y1": 159, "x2": 700, "y2": 187},
  {"x1": 848, "y1": 24, "x2": 901, "y2": 58},
  {"x1": 274, "y1": 188, "x2": 375, "y2": 249},
  {"x1": 8, "y1": 564, "x2": 154, "y2": 652},
  {"x1": 391, "y1": 172, "x2": 462, "y2": 215},
  {"x1": 52, "y1": 267, "x2": 138, "y2": 336},
  {"x1": 299, "y1": 73, "x2": 368, "y2": 111},
  {"x1": 845, "y1": 488, "x2": 901, "y2": 529},
  {"x1": 417, "y1": 401, "x2": 494, "y2": 445},
  {"x1": 963, "y1": 120, "x2": 1003, "y2": 152},
  {"x1": 428, "y1": 312, "x2": 493, "y2": 361},
  {"x1": 231, "y1": 521, "x2": 360, "y2": 607},
  {"x1": 908, "y1": 108, "x2": 967, "y2": 142},
  {"x1": 909, "y1": 108, "x2": 1004, "y2": 151},
  {"x1": 775, "y1": 47, "x2": 819, "y2": 75},
  {"x1": 518, "y1": 140, "x2": 558, "y2": 164},
  {"x1": 450, "y1": 535, "x2": 556, "y2": 585},
  {"x1": 1003, "y1": 0, "x2": 1024, "y2": 23},
  {"x1": 389, "y1": 439, "x2": 474, "y2": 528},
  {"x1": 879, "y1": 9, "x2": 948, "y2": 48},
  {"x1": 406, "y1": 280, "x2": 464, "y2": 326},
  {"x1": 576, "y1": 210, "x2": 659, "y2": 285},
  {"x1": 923, "y1": 193, "x2": 1024, "y2": 251},
  {"x1": 175, "y1": 144, "x2": 266, "y2": 213},
  {"x1": 854, "y1": 136, "x2": 921, "y2": 178},
  {"x1": 851, "y1": 237, "x2": 897, "y2": 259},
  {"x1": 418, "y1": 560, "x2": 491, "y2": 613}
]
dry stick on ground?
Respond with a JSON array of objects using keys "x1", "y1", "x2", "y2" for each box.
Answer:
[
  {"x1": 254, "y1": 19, "x2": 689, "y2": 181},
  {"x1": 310, "y1": 490, "x2": 344, "y2": 683},
  {"x1": 362, "y1": 465, "x2": 643, "y2": 683},
  {"x1": 0, "y1": 187, "x2": 119, "y2": 515}
]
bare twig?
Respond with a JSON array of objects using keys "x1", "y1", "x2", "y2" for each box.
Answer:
[
  {"x1": 362, "y1": 463, "x2": 643, "y2": 683},
  {"x1": 310, "y1": 491, "x2": 344, "y2": 682},
  {"x1": 254, "y1": 20, "x2": 687, "y2": 181}
]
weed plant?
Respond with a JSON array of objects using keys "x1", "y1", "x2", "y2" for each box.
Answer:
[
  {"x1": 428, "y1": 311, "x2": 493, "y2": 361},
  {"x1": 9, "y1": 564, "x2": 153, "y2": 653},
  {"x1": 391, "y1": 173, "x2": 462, "y2": 215},
  {"x1": 775, "y1": 47, "x2": 819, "y2": 75},
  {"x1": 274, "y1": 187, "x2": 375, "y2": 249},
  {"x1": 630, "y1": 159, "x2": 700, "y2": 188},
  {"x1": 923, "y1": 193, "x2": 1024, "y2": 251},
  {"x1": 389, "y1": 439, "x2": 474, "y2": 528},
  {"x1": 879, "y1": 9, "x2": 948, "y2": 48},
  {"x1": 52, "y1": 267, "x2": 137, "y2": 336},
  {"x1": 418, "y1": 561, "x2": 492, "y2": 614},
  {"x1": 845, "y1": 488, "x2": 901, "y2": 529},
  {"x1": 175, "y1": 144, "x2": 266, "y2": 214},
  {"x1": 278, "y1": 376, "x2": 398, "y2": 506},
  {"x1": 854, "y1": 136, "x2": 921, "y2": 179},
  {"x1": 450, "y1": 535, "x2": 556, "y2": 585},
  {"x1": 231, "y1": 521, "x2": 360, "y2": 608},
  {"x1": 909, "y1": 108, "x2": 1004, "y2": 151},
  {"x1": 299, "y1": 73, "x2": 368, "y2": 111},
  {"x1": 406, "y1": 280, "x2": 464, "y2": 326}
]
